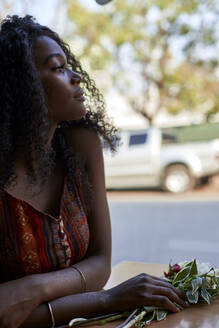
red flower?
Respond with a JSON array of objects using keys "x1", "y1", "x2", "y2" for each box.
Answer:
[
  {"x1": 164, "y1": 271, "x2": 169, "y2": 278},
  {"x1": 164, "y1": 263, "x2": 181, "y2": 278},
  {"x1": 172, "y1": 264, "x2": 181, "y2": 273}
]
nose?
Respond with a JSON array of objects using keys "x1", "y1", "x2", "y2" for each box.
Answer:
[{"x1": 70, "y1": 70, "x2": 82, "y2": 84}]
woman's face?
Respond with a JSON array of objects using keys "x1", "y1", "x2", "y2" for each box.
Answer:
[{"x1": 34, "y1": 35, "x2": 86, "y2": 124}]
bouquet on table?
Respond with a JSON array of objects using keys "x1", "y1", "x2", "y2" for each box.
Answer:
[
  {"x1": 68, "y1": 259, "x2": 219, "y2": 328},
  {"x1": 119, "y1": 259, "x2": 219, "y2": 328}
]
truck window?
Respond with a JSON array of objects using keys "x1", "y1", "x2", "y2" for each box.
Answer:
[
  {"x1": 162, "y1": 132, "x2": 177, "y2": 144},
  {"x1": 129, "y1": 133, "x2": 147, "y2": 146}
]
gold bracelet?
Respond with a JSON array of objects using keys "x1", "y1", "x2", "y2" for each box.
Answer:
[
  {"x1": 47, "y1": 302, "x2": 56, "y2": 328},
  {"x1": 72, "y1": 265, "x2": 87, "y2": 292}
]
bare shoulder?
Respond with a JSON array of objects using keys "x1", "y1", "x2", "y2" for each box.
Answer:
[{"x1": 66, "y1": 127, "x2": 102, "y2": 162}]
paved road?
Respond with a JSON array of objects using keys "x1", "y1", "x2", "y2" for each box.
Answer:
[{"x1": 108, "y1": 199, "x2": 219, "y2": 268}]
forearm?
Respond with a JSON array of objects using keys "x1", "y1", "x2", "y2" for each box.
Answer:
[
  {"x1": 74, "y1": 253, "x2": 111, "y2": 291},
  {"x1": 20, "y1": 291, "x2": 111, "y2": 328},
  {"x1": 32, "y1": 253, "x2": 111, "y2": 303}
]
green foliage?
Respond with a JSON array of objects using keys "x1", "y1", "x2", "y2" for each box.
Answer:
[
  {"x1": 163, "y1": 122, "x2": 219, "y2": 143},
  {"x1": 201, "y1": 286, "x2": 211, "y2": 304},
  {"x1": 156, "y1": 310, "x2": 167, "y2": 321},
  {"x1": 165, "y1": 259, "x2": 219, "y2": 304},
  {"x1": 142, "y1": 310, "x2": 156, "y2": 325},
  {"x1": 65, "y1": 0, "x2": 219, "y2": 123},
  {"x1": 191, "y1": 277, "x2": 203, "y2": 294},
  {"x1": 172, "y1": 266, "x2": 190, "y2": 285},
  {"x1": 125, "y1": 259, "x2": 219, "y2": 327},
  {"x1": 186, "y1": 290, "x2": 199, "y2": 303}
]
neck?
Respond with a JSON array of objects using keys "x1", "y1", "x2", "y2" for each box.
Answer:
[{"x1": 47, "y1": 123, "x2": 58, "y2": 147}]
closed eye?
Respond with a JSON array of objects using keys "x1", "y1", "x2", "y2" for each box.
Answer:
[{"x1": 52, "y1": 64, "x2": 66, "y2": 73}]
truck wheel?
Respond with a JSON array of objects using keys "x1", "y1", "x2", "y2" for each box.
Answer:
[
  {"x1": 200, "y1": 176, "x2": 210, "y2": 186},
  {"x1": 162, "y1": 164, "x2": 194, "y2": 193}
]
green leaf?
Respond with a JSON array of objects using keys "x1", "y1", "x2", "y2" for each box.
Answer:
[
  {"x1": 141, "y1": 311, "x2": 156, "y2": 325},
  {"x1": 156, "y1": 310, "x2": 168, "y2": 321},
  {"x1": 191, "y1": 277, "x2": 203, "y2": 294},
  {"x1": 172, "y1": 267, "x2": 190, "y2": 286},
  {"x1": 189, "y1": 259, "x2": 198, "y2": 276},
  {"x1": 200, "y1": 267, "x2": 214, "y2": 277},
  {"x1": 143, "y1": 306, "x2": 158, "y2": 312},
  {"x1": 177, "y1": 282, "x2": 186, "y2": 291},
  {"x1": 183, "y1": 276, "x2": 193, "y2": 287},
  {"x1": 174, "y1": 303, "x2": 184, "y2": 311},
  {"x1": 184, "y1": 260, "x2": 194, "y2": 268},
  {"x1": 131, "y1": 310, "x2": 147, "y2": 328},
  {"x1": 202, "y1": 277, "x2": 211, "y2": 289},
  {"x1": 186, "y1": 290, "x2": 199, "y2": 304},
  {"x1": 201, "y1": 286, "x2": 211, "y2": 304}
]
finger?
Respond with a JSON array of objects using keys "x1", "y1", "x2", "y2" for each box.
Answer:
[
  {"x1": 146, "y1": 274, "x2": 170, "y2": 283},
  {"x1": 147, "y1": 274, "x2": 166, "y2": 281},
  {"x1": 147, "y1": 295, "x2": 180, "y2": 313},
  {"x1": 152, "y1": 286, "x2": 188, "y2": 308},
  {"x1": 149, "y1": 277, "x2": 187, "y2": 301},
  {"x1": 146, "y1": 275, "x2": 178, "y2": 289},
  {"x1": 163, "y1": 284, "x2": 187, "y2": 302}
]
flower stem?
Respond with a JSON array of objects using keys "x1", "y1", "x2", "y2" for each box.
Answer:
[{"x1": 120, "y1": 310, "x2": 146, "y2": 328}]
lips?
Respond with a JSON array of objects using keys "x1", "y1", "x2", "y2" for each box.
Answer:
[{"x1": 73, "y1": 88, "x2": 85, "y2": 102}]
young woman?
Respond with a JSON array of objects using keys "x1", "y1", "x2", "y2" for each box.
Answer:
[{"x1": 0, "y1": 15, "x2": 187, "y2": 328}]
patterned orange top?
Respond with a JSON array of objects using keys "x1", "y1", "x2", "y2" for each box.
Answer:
[{"x1": 0, "y1": 177, "x2": 90, "y2": 283}]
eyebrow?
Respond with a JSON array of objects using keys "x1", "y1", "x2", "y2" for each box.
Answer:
[{"x1": 44, "y1": 53, "x2": 66, "y2": 64}]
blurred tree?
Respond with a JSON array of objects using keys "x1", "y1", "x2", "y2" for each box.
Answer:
[{"x1": 66, "y1": 0, "x2": 219, "y2": 124}]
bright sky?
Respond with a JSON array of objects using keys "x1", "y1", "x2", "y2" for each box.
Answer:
[{"x1": 1, "y1": 0, "x2": 65, "y2": 33}]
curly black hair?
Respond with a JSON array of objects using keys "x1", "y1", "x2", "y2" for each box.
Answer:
[{"x1": 0, "y1": 15, "x2": 118, "y2": 195}]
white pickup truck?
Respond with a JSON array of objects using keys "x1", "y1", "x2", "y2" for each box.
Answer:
[{"x1": 103, "y1": 127, "x2": 219, "y2": 193}]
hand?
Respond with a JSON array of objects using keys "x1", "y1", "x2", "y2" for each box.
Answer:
[
  {"x1": 106, "y1": 273, "x2": 188, "y2": 313},
  {"x1": 0, "y1": 275, "x2": 43, "y2": 328}
]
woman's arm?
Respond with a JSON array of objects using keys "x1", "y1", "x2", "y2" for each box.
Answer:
[
  {"x1": 21, "y1": 273, "x2": 188, "y2": 328},
  {"x1": 0, "y1": 275, "x2": 44, "y2": 328},
  {"x1": 65, "y1": 127, "x2": 112, "y2": 291}
]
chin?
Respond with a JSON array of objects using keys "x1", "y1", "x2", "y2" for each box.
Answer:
[
  {"x1": 75, "y1": 108, "x2": 87, "y2": 120},
  {"x1": 65, "y1": 104, "x2": 86, "y2": 121},
  {"x1": 74, "y1": 107, "x2": 86, "y2": 120},
  {"x1": 78, "y1": 105, "x2": 87, "y2": 118}
]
